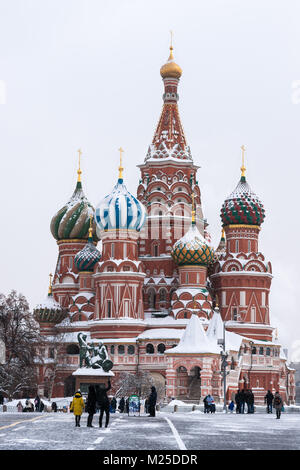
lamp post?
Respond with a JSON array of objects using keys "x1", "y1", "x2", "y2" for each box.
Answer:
[
  {"x1": 248, "y1": 341, "x2": 254, "y2": 388},
  {"x1": 218, "y1": 315, "x2": 229, "y2": 412}
]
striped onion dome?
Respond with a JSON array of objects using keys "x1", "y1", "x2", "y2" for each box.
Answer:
[
  {"x1": 95, "y1": 176, "x2": 146, "y2": 232},
  {"x1": 171, "y1": 223, "x2": 215, "y2": 266},
  {"x1": 74, "y1": 228, "x2": 101, "y2": 272},
  {"x1": 50, "y1": 180, "x2": 99, "y2": 241},
  {"x1": 220, "y1": 176, "x2": 265, "y2": 227}
]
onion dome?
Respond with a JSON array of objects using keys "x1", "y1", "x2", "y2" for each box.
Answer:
[
  {"x1": 34, "y1": 274, "x2": 67, "y2": 324},
  {"x1": 50, "y1": 150, "x2": 98, "y2": 241},
  {"x1": 95, "y1": 148, "x2": 146, "y2": 232},
  {"x1": 171, "y1": 197, "x2": 214, "y2": 266},
  {"x1": 160, "y1": 45, "x2": 182, "y2": 79},
  {"x1": 74, "y1": 217, "x2": 101, "y2": 272},
  {"x1": 220, "y1": 147, "x2": 265, "y2": 227}
]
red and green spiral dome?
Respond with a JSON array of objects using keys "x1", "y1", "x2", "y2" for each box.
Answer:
[{"x1": 220, "y1": 176, "x2": 265, "y2": 227}]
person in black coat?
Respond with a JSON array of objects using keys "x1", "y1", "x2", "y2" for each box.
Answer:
[
  {"x1": 148, "y1": 386, "x2": 157, "y2": 417},
  {"x1": 235, "y1": 390, "x2": 241, "y2": 414},
  {"x1": 51, "y1": 402, "x2": 57, "y2": 412},
  {"x1": 110, "y1": 397, "x2": 117, "y2": 413},
  {"x1": 247, "y1": 389, "x2": 254, "y2": 414},
  {"x1": 86, "y1": 385, "x2": 97, "y2": 427},
  {"x1": 95, "y1": 380, "x2": 111, "y2": 428},
  {"x1": 265, "y1": 390, "x2": 274, "y2": 414},
  {"x1": 239, "y1": 389, "x2": 246, "y2": 414},
  {"x1": 118, "y1": 397, "x2": 125, "y2": 413}
]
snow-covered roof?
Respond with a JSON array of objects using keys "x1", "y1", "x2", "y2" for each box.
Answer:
[
  {"x1": 137, "y1": 328, "x2": 184, "y2": 340},
  {"x1": 166, "y1": 314, "x2": 220, "y2": 354}
]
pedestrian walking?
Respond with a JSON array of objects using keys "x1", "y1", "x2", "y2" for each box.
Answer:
[
  {"x1": 125, "y1": 397, "x2": 129, "y2": 414},
  {"x1": 34, "y1": 395, "x2": 41, "y2": 412},
  {"x1": 110, "y1": 396, "x2": 117, "y2": 413},
  {"x1": 264, "y1": 390, "x2": 274, "y2": 414},
  {"x1": 228, "y1": 400, "x2": 235, "y2": 413},
  {"x1": 51, "y1": 402, "x2": 57, "y2": 412},
  {"x1": 203, "y1": 395, "x2": 210, "y2": 413},
  {"x1": 148, "y1": 386, "x2": 157, "y2": 417},
  {"x1": 95, "y1": 380, "x2": 111, "y2": 428},
  {"x1": 118, "y1": 397, "x2": 125, "y2": 413},
  {"x1": 247, "y1": 389, "x2": 254, "y2": 414},
  {"x1": 273, "y1": 392, "x2": 283, "y2": 419},
  {"x1": 70, "y1": 390, "x2": 85, "y2": 427},
  {"x1": 86, "y1": 385, "x2": 97, "y2": 427},
  {"x1": 239, "y1": 389, "x2": 246, "y2": 414},
  {"x1": 206, "y1": 394, "x2": 215, "y2": 413},
  {"x1": 235, "y1": 390, "x2": 241, "y2": 414},
  {"x1": 17, "y1": 401, "x2": 23, "y2": 412},
  {"x1": 0, "y1": 393, "x2": 4, "y2": 405}
]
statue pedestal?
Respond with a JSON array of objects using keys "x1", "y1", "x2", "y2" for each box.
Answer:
[{"x1": 72, "y1": 368, "x2": 115, "y2": 395}]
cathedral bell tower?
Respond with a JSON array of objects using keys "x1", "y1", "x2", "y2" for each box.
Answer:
[
  {"x1": 211, "y1": 147, "x2": 273, "y2": 341},
  {"x1": 93, "y1": 150, "x2": 146, "y2": 331},
  {"x1": 137, "y1": 40, "x2": 208, "y2": 314}
]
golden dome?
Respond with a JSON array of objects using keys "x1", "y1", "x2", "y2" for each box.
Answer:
[{"x1": 160, "y1": 46, "x2": 182, "y2": 79}]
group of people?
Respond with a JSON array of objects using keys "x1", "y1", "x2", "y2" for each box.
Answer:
[
  {"x1": 70, "y1": 383, "x2": 158, "y2": 428},
  {"x1": 234, "y1": 389, "x2": 255, "y2": 414},
  {"x1": 70, "y1": 381, "x2": 112, "y2": 428}
]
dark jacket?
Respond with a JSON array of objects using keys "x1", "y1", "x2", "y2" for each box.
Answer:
[
  {"x1": 274, "y1": 394, "x2": 283, "y2": 409},
  {"x1": 265, "y1": 391, "x2": 274, "y2": 404},
  {"x1": 86, "y1": 385, "x2": 97, "y2": 414},
  {"x1": 110, "y1": 397, "x2": 117, "y2": 410},
  {"x1": 95, "y1": 381, "x2": 111, "y2": 407},
  {"x1": 119, "y1": 397, "x2": 125, "y2": 412},
  {"x1": 148, "y1": 386, "x2": 157, "y2": 407}
]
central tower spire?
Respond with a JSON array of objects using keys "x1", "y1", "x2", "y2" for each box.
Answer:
[{"x1": 144, "y1": 40, "x2": 192, "y2": 162}]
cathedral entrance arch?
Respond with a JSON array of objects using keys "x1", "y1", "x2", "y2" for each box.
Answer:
[
  {"x1": 176, "y1": 366, "x2": 189, "y2": 398},
  {"x1": 188, "y1": 366, "x2": 202, "y2": 400}
]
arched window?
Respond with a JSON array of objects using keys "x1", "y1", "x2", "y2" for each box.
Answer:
[
  {"x1": 128, "y1": 345, "x2": 135, "y2": 355},
  {"x1": 157, "y1": 343, "x2": 166, "y2": 354},
  {"x1": 110, "y1": 345, "x2": 115, "y2": 355},
  {"x1": 146, "y1": 343, "x2": 154, "y2": 354},
  {"x1": 266, "y1": 347, "x2": 271, "y2": 356},
  {"x1": 118, "y1": 345, "x2": 125, "y2": 355},
  {"x1": 259, "y1": 347, "x2": 264, "y2": 355},
  {"x1": 252, "y1": 346, "x2": 257, "y2": 355},
  {"x1": 66, "y1": 344, "x2": 79, "y2": 355},
  {"x1": 159, "y1": 289, "x2": 167, "y2": 302},
  {"x1": 148, "y1": 289, "x2": 156, "y2": 309}
]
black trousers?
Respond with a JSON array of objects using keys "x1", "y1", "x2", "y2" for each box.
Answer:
[
  {"x1": 87, "y1": 413, "x2": 94, "y2": 426},
  {"x1": 99, "y1": 404, "x2": 110, "y2": 427},
  {"x1": 75, "y1": 415, "x2": 81, "y2": 426},
  {"x1": 149, "y1": 405, "x2": 156, "y2": 417}
]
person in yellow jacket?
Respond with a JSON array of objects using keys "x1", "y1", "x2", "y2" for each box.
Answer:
[{"x1": 70, "y1": 390, "x2": 85, "y2": 427}]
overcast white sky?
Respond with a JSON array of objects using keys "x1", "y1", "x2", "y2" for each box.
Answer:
[{"x1": 0, "y1": 0, "x2": 299, "y2": 356}]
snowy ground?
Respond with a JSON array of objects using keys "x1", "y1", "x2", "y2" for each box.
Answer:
[{"x1": 0, "y1": 410, "x2": 300, "y2": 450}]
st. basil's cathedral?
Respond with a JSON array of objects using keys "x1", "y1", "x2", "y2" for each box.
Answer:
[{"x1": 34, "y1": 43, "x2": 295, "y2": 405}]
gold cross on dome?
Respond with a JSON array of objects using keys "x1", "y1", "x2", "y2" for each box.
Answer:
[
  {"x1": 77, "y1": 148, "x2": 82, "y2": 182},
  {"x1": 48, "y1": 273, "x2": 53, "y2": 295},
  {"x1": 118, "y1": 147, "x2": 124, "y2": 179},
  {"x1": 240, "y1": 145, "x2": 246, "y2": 177},
  {"x1": 191, "y1": 193, "x2": 196, "y2": 224}
]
